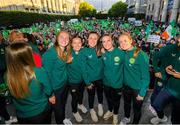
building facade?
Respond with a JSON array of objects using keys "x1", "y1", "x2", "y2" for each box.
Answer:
[
  {"x1": 0, "y1": 0, "x2": 83, "y2": 15},
  {"x1": 146, "y1": 0, "x2": 180, "y2": 23},
  {"x1": 126, "y1": 0, "x2": 148, "y2": 14}
]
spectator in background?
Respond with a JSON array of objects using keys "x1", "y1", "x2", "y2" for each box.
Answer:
[{"x1": 8, "y1": 30, "x2": 19, "y2": 43}]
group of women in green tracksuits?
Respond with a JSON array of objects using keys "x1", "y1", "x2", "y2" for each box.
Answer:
[{"x1": 5, "y1": 30, "x2": 151, "y2": 124}]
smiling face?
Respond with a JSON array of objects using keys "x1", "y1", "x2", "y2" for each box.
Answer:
[
  {"x1": 118, "y1": 34, "x2": 133, "y2": 51},
  {"x1": 57, "y1": 31, "x2": 70, "y2": 48},
  {"x1": 72, "y1": 37, "x2": 82, "y2": 52},
  {"x1": 102, "y1": 35, "x2": 114, "y2": 51},
  {"x1": 88, "y1": 33, "x2": 99, "y2": 48}
]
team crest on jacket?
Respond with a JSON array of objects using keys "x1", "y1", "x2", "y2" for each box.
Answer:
[
  {"x1": 114, "y1": 56, "x2": 120, "y2": 65},
  {"x1": 114, "y1": 56, "x2": 120, "y2": 62},
  {"x1": 129, "y1": 58, "x2": 135, "y2": 64}
]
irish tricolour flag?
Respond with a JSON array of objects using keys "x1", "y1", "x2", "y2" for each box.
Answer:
[{"x1": 161, "y1": 21, "x2": 176, "y2": 40}]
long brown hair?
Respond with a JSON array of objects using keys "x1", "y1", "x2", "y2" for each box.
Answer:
[
  {"x1": 54, "y1": 31, "x2": 72, "y2": 63},
  {"x1": 6, "y1": 42, "x2": 36, "y2": 98},
  {"x1": 100, "y1": 34, "x2": 114, "y2": 53},
  {"x1": 88, "y1": 31, "x2": 102, "y2": 56}
]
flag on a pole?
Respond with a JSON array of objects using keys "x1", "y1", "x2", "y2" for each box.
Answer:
[{"x1": 161, "y1": 20, "x2": 176, "y2": 40}]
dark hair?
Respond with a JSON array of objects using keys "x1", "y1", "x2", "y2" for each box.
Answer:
[
  {"x1": 23, "y1": 33, "x2": 37, "y2": 44},
  {"x1": 88, "y1": 31, "x2": 99, "y2": 39},
  {"x1": 72, "y1": 35, "x2": 83, "y2": 41}
]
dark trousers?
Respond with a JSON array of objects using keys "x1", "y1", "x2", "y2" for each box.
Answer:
[
  {"x1": 52, "y1": 84, "x2": 69, "y2": 124},
  {"x1": 87, "y1": 79, "x2": 103, "y2": 109},
  {"x1": 150, "y1": 78, "x2": 165, "y2": 104},
  {"x1": 104, "y1": 85, "x2": 122, "y2": 114},
  {"x1": 123, "y1": 86, "x2": 143, "y2": 124},
  {"x1": 17, "y1": 108, "x2": 51, "y2": 124},
  {"x1": 171, "y1": 97, "x2": 180, "y2": 124},
  {"x1": 78, "y1": 82, "x2": 85, "y2": 105},
  {"x1": 0, "y1": 96, "x2": 10, "y2": 121},
  {"x1": 152, "y1": 88, "x2": 180, "y2": 124},
  {"x1": 69, "y1": 83, "x2": 82, "y2": 113}
]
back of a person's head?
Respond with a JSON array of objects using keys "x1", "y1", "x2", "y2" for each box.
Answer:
[
  {"x1": 6, "y1": 41, "x2": 35, "y2": 99},
  {"x1": 23, "y1": 33, "x2": 37, "y2": 44},
  {"x1": 6, "y1": 41, "x2": 35, "y2": 68}
]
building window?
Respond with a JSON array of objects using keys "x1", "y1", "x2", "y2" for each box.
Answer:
[
  {"x1": 152, "y1": 3, "x2": 154, "y2": 11},
  {"x1": 148, "y1": 4, "x2": 150, "y2": 11},
  {"x1": 161, "y1": 1, "x2": 164, "y2": 9}
]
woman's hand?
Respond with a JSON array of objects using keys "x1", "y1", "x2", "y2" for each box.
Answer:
[
  {"x1": 155, "y1": 72, "x2": 162, "y2": 79},
  {"x1": 136, "y1": 95, "x2": 144, "y2": 101},
  {"x1": 166, "y1": 65, "x2": 175, "y2": 75},
  {"x1": 173, "y1": 72, "x2": 180, "y2": 79},
  {"x1": 87, "y1": 84, "x2": 94, "y2": 90},
  {"x1": 49, "y1": 96, "x2": 56, "y2": 104},
  {"x1": 166, "y1": 65, "x2": 180, "y2": 79}
]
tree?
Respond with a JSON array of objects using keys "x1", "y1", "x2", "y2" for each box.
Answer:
[
  {"x1": 78, "y1": 2, "x2": 97, "y2": 17},
  {"x1": 108, "y1": 1, "x2": 128, "y2": 17}
]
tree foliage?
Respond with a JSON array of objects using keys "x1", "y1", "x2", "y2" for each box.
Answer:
[
  {"x1": 108, "y1": 1, "x2": 128, "y2": 17},
  {"x1": 78, "y1": 2, "x2": 96, "y2": 17},
  {"x1": 0, "y1": 11, "x2": 78, "y2": 29}
]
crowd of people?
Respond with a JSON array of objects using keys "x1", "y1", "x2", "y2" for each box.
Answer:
[{"x1": 0, "y1": 18, "x2": 180, "y2": 124}]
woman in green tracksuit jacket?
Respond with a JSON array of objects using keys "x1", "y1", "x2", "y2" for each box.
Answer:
[
  {"x1": 81, "y1": 31, "x2": 104, "y2": 122},
  {"x1": 42, "y1": 31, "x2": 72, "y2": 124},
  {"x1": 151, "y1": 36, "x2": 180, "y2": 124},
  {"x1": 119, "y1": 33, "x2": 150, "y2": 124},
  {"x1": 67, "y1": 36, "x2": 87, "y2": 123},
  {"x1": 150, "y1": 44, "x2": 169, "y2": 112},
  {"x1": 101, "y1": 34, "x2": 124, "y2": 124},
  {"x1": 6, "y1": 42, "x2": 53, "y2": 124}
]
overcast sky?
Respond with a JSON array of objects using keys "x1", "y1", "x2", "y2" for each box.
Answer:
[{"x1": 85, "y1": 0, "x2": 126, "y2": 11}]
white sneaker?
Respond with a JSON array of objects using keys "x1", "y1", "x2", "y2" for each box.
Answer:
[
  {"x1": 120, "y1": 117, "x2": 130, "y2": 125},
  {"x1": 98, "y1": 104, "x2": 104, "y2": 117},
  {"x1": 90, "y1": 109, "x2": 98, "y2": 122},
  {"x1": 73, "y1": 112, "x2": 83, "y2": 123},
  {"x1": 148, "y1": 105, "x2": 157, "y2": 116},
  {"x1": 63, "y1": 118, "x2": 72, "y2": 125},
  {"x1": 151, "y1": 116, "x2": 168, "y2": 124},
  {"x1": 78, "y1": 104, "x2": 88, "y2": 113},
  {"x1": 103, "y1": 110, "x2": 113, "y2": 120},
  {"x1": 5, "y1": 116, "x2": 17, "y2": 124},
  {"x1": 113, "y1": 114, "x2": 118, "y2": 124}
]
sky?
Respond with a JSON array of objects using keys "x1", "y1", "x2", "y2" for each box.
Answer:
[{"x1": 85, "y1": 0, "x2": 126, "y2": 11}]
